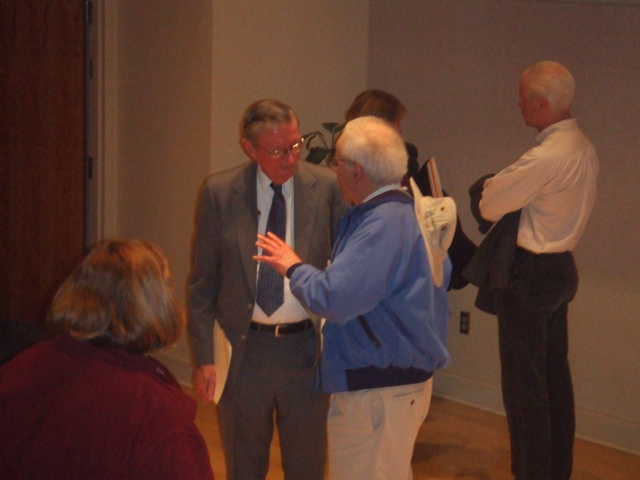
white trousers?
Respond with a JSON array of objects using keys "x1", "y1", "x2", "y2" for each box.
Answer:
[{"x1": 327, "y1": 378, "x2": 433, "y2": 480}]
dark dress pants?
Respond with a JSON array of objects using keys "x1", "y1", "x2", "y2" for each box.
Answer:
[
  {"x1": 497, "y1": 248, "x2": 578, "y2": 480},
  {"x1": 217, "y1": 327, "x2": 328, "y2": 480}
]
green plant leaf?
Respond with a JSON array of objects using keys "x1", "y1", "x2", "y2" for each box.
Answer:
[
  {"x1": 322, "y1": 122, "x2": 343, "y2": 134},
  {"x1": 304, "y1": 146, "x2": 334, "y2": 165},
  {"x1": 302, "y1": 131, "x2": 327, "y2": 148}
]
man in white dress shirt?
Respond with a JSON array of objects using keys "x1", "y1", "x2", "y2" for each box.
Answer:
[{"x1": 475, "y1": 61, "x2": 599, "y2": 480}]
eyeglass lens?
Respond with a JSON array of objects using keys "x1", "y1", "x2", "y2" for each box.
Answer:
[{"x1": 266, "y1": 138, "x2": 304, "y2": 157}]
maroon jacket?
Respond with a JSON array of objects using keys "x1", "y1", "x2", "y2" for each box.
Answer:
[{"x1": 0, "y1": 334, "x2": 214, "y2": 479}]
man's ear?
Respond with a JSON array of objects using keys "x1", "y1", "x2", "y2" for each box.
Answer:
[
  {"x1": 240, "y1": 138, "x2": 256, "y2": 160},
  {"x1": 536, "y1": 96, "x2": 549, "y2": 111},
  {"x1": 352, "y1": 162, "x2": 363, "y2": 181}
]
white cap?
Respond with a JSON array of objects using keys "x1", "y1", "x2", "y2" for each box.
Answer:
[{"x1": 410, "y1": 178, "x2": 457, "y2": 287}]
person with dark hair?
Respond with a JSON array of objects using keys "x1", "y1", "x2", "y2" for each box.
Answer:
[
  {"x1": 255, "y1": 116, "x2": 451, "y2": 480},
  {"x1": 0, "y1": 239, "x2": 214, "y2": 480},
  {"x1": 345, "y1": 89, "x2": 413, "y2": 173},
  {"x1": 187, "y1": 99, "x2": 346, "y2": 479},
  {"x1": 466, "y1": 61, "x2": 599, "y2": 480},
  {"x1": 344, "y1": 89, "x2": 477, "y2": 289},
  {"x1": 345, "y1": 89, "x2": 408, "y2": 126}
]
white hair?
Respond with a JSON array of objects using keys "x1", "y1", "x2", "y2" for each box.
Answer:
[
  {"x1": 521, "y1": 61, "x2": 575, "y2": 114},
  {"x1": 338, "y1": 116, "x2": 407, "y2": 186}
]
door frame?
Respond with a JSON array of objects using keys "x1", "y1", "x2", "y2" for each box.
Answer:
[{"x1": 85, "y1": 0, "x2": 118, "y2": 246}]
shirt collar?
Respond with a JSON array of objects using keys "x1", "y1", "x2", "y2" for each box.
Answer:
[
  {"x1": 535, "y1": 118, "x2": 577, "y2": 144},
  {"x1": 256, "y1": 166, "x2": 293, "y2": 197},
  {"x1": 362, "y1": 183, "x2": 401, "y2": 203}
]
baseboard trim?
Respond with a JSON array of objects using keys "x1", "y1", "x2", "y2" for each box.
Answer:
[
  {"x1": 434, "y1": 371, "x2": 639, "y2": 455},
  {"x1": 154, "y1": 353, "x2": 638, "y2": 455}
]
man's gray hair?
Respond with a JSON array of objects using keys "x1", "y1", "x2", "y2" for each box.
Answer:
[
  {"x1": 239, "y1": 99, "x2": 299, "y2": 142},
  {"x1": 339, "y1": 116, "x2": 407, "y2": 186},
  {"x1": 521, "y1": 61, "x2": 575, "y2": 114}
]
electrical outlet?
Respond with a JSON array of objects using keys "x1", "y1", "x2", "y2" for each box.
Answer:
[{"x1": 460, "y1": 311, "x2": 470, "y2": 335}]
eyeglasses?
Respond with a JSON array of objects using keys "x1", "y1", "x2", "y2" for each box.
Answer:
[
  {"x1": 326, "y1": 155, "x2": 352, "y2": 170},
  {"x1": 255, "y1": 137, "x2": 304, "y2": 158}
]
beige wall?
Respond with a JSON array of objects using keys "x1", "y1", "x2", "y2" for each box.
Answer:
[
  {"x1": 367, "y1": 0, "x2": 640, "y2": 453},
  {"x1": 99, "y1": 0, "x2": 369, "y2": 383},
  {"x1": 97, "y1": 0, "x2": 638, "y2": 454},
  {"x1": 113, "y1": 0, "x2": 215, "y2": 367},
  {"x1": 209, "y1": 1, "x2": 370, "y2": 173}
]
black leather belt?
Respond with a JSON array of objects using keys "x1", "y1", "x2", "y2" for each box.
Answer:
[{"x1": 249, "y1": 319, "x2": 313, "y2": 337}]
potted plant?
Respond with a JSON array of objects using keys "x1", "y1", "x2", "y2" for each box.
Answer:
[{"x1": 302, "y1": 122, "x2": 344, "y2": 165}]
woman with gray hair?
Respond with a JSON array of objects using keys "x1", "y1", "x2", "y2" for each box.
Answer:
[{"x1": 0, "y1": 239, "x2": 214, "y2": 479}]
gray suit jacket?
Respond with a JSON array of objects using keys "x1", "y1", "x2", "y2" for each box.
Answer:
[{"x1": 187, "y1": 160, "x2": 345, "y2": 392}]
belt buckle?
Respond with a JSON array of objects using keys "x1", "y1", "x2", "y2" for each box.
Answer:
[{"x1": 274, "y1": 324, "x2": 283, "y2": 338}]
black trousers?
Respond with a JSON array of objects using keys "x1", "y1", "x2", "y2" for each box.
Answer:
[{"x1": 497, "y1": 248, "x2": 578, "y2": 480}]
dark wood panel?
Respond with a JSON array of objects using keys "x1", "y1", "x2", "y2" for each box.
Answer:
[{"x1": 0, "y1": 1, "x2": 85, "y2": 323}]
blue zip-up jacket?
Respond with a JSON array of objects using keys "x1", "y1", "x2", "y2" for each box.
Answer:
[{"x1": 290, "y1": 189, "x2": 452, "y2": 393}]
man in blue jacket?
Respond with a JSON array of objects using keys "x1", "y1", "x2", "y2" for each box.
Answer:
[{"x1": 255, "y1": 115, "x2": 451, "y2": 480}]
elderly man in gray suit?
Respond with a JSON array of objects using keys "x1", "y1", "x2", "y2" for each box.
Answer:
[{"x1": 188, "y1": 99, "x2": 345, "y2": 480}]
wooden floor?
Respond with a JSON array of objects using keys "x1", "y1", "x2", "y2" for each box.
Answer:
[{"x1": 186, "y1": 387, "x2": 640, "y2": 480}]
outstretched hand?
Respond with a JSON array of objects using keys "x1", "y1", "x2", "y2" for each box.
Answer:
[{"x1": 253, "y1": 232, "x2": 302, "y2": 276}]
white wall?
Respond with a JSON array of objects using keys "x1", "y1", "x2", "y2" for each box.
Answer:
[
  {"x1": 209, "y1": 1, "x2": 370, "y2": 173},
  {"x1": 100, "y1": 0, "x2": 639, "y2": 454},
  {"x1": 105, "y1": 0, "x2": 369, "y2": 382},
  {"x1": 114, "y1": 0, "x2": 214, "y2": 369},
  {"x1": 367, "y1": 0, "x2": 640, "y2": 453}
]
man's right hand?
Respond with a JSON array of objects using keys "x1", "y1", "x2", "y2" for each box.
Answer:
[{"x1": 193, "y1": 364, "x2": 217, "y2": 403}]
